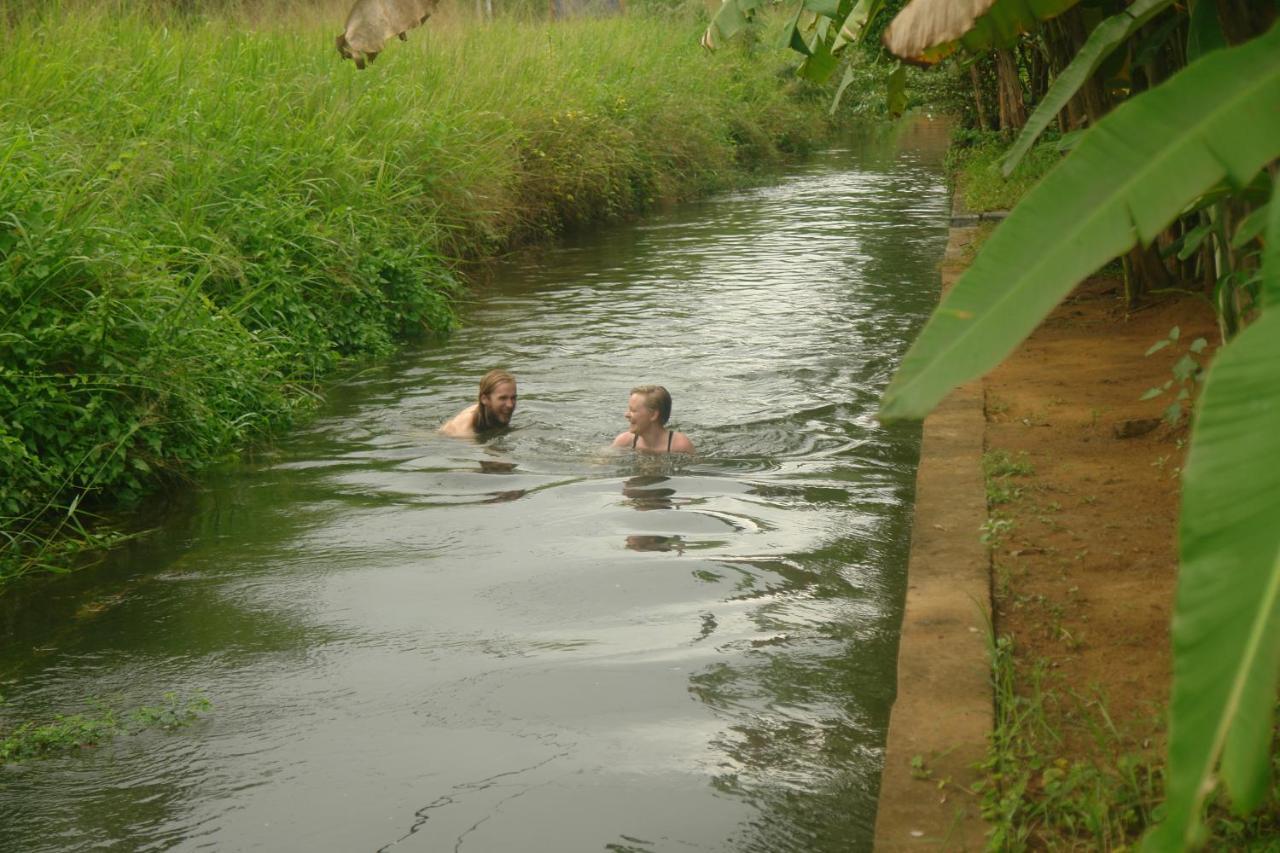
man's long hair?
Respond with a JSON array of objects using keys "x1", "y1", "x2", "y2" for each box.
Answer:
[{"x1": 473, "y1": 369, "x2": 516, "y2": 433}]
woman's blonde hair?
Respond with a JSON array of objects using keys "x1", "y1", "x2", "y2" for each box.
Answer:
[{"x1": 631, "y1": 384, "x2": 672, "y2": 425}]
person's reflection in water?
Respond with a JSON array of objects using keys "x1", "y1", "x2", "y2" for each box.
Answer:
[
  {"x1": 477, "y1": 459, "x2": 523, "y2": 502},
  {"x1": 622, "y1": 475, "x2": 676, "y2": 511},
  {"x1": 625, "y1": 534, "x2": 685, "y2": 554},
  {"x1": 482, "y1": 489, "x2": 526, "y2": 504}
]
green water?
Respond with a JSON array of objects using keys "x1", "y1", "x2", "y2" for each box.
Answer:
[{"x1": 0, "y1": 120, "x2": 950, "y2": 852}]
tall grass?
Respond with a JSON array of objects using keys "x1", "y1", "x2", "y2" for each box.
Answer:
[{"x1": 0, "y1": 1, "x2": 830, "y2": 583}]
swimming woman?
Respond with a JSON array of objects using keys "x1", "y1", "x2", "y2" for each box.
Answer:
[{"x1": 611, "y1": 385, "x2": 694, "y2": 454}]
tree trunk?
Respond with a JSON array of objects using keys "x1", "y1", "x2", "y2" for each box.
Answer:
[
  {"x1": 994, "y1": 48, "x2": 1027, "y2": 132},
  {"x1": 969, "y1": 64, "x2": 992, "y2": 132},
  {"x1": 1123, "y1": 243, "x2": 1173, "y2": 307}
]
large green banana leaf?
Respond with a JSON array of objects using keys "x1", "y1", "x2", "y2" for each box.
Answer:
[
  {"x1": 1002, "y1": 0, "x2": 1175, "y2": 176},
  {"x1": 1142, "y1": 306, "x2": 1280, "y2": 850},
  {"x1": 878, "y1": 22, "x2": 1280, "y2": 421},
  {"x1": 1263, "y1": 176, "x2": 1280, "y2": 310},
  {"x1": 883, "y1": 0, "x2": 1078, "y2": 64}
]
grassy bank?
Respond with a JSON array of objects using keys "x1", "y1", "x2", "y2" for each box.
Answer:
[{"x1": 0, "y1": 1, "x2": 831, "y2": 584}]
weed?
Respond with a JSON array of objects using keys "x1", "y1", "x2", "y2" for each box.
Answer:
[
  {"x1": 984, "y1": 450, "x2": 1035, "y2": 479},
  {"x1": 977, "y1": 634, "x2": 1161, "y2": 850},
  {"x1": 980, "y1": 514, "x2": 1015, "y2": 548},
  {"x1": 0, "y1": 693, "x2": 211, "y2": 765},
  {"x1": 1141, "y1": 325, "x2": 1208, "y2": 427}
]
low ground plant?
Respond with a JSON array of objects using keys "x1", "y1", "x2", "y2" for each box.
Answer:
[
  {"x1": 0, "y1": 692, "x2": 211, "y2": 764},
  {"x1": 944, "y1": 128, "x2": 1062, "y2": 214}
]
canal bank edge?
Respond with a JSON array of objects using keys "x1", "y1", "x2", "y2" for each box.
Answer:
[{"x1": 872, "y1": 221, "x2": 992, "y2": 851}]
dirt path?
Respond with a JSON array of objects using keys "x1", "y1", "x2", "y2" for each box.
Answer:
[
  {"x1": 875, "y1": 223, "x2": 1216, "y2": 849},
  {"x1": 984, "y1": 274, "x2": 1214, "y2": 743}
]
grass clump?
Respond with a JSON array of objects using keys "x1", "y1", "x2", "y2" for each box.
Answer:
[
  {"x1": 983, "y1": 449, "x2": 1032, "y2": 507},
  {"x1": 0, "y1": 1, "x2": 834, "y2": 585},
  {"x1": 944, "y1": 128, "x2": 1062, "y2": 214},
  {"x1": 978, "y1": 634, "x2": 1280, "y2": 850},
  {"x1": 978, "y1": 635, "x2": 1162, "y2": 850},
  {"x1": 0, "y1": 692, "x2": 212, "y2": 764}
]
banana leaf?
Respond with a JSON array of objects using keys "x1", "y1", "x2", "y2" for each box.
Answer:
[
  {"x1": 878, "y1": 22, "x2": 1280, "y2": 421},
  {"x1": 833, "y1": 0, "x2": 885, "y2": 52},
  {"x1": 1186, "y1": 0, "x2": 1227, "y2": 63},
  {"x1": 1143, "y1": 307, "x2": 1280, "y2": 849},
  {"x1": 702, "y1": 0, "x2": 751, "y2": 50},
  {"x1": 883, "y1": 0, "x2": 1079, "y2": 64},
  {"x1": 1264, "y1": 178, "x2": 1280, "y2": 310},
  {"x1": 1002, "y1": 0, "x2": 1175, "y2": 176}
]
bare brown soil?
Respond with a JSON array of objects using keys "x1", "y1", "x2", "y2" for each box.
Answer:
[{"x1": 985, "y1": 273, "x2": 1217, "y2": 761}]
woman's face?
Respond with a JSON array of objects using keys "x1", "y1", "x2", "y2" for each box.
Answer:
[{"x1": 625, "y1": 393, "x2": 660, "y2": 433}]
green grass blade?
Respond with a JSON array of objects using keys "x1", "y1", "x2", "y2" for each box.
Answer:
[
  {"x1": 1142, "y1": 310, "x2": 1280, "y2": 848},
  {"x1": 879, "y1": 21, "x2": 1280, "y2": 421},
  {"x1": 1001, "y1": 0, "x2": 1174, "y2": 177}
]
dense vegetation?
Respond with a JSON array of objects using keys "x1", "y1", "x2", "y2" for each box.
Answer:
[
  {"x1": 0, "y1": 0, "x2": 834, "y2": 585},
  {"x1": 871, "y1": 2, "x2": 1278, "y2": 850}
]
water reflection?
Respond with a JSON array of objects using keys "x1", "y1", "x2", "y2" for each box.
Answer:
[
  {"x1": 624, "y1": 534, "x2": 686, "y2": 554},
  {"x1": 0, "y1": 120, "x2": 949, "y2": 853},
  {"x1": 621, "y1": 475, "x2": 678, "y2": 510}
]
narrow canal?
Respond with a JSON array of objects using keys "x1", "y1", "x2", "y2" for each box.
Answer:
[{"x1": 0, "y1": 119, "x2": 950, "y2": 852}]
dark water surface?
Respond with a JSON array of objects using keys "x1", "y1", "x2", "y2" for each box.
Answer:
[{"x1": 0, "y1": 119, "x2": 950, "y2": 852}]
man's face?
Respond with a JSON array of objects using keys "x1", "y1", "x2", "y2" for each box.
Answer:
[{"x1": 481, "y1": 381, "x2": 517, "y2": 425}]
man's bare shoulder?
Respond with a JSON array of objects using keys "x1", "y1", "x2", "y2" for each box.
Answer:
[{"x1": 439, "y1": 404, "x2": 478, "y2": 437}]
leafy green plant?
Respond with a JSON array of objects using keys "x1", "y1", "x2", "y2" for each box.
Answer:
[
  {"x1": 0, "y1": 693, "x2": 211, "y2": 765},
  {"x1": 1141, "y1": 326, "x2": 1208, "y2": 427}
]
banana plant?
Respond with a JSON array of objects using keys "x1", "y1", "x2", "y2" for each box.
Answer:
[
  {"x1": 1001, "y1": 0, "x2": 1175, "y2": 176},
  {"x1": 1149, "y1": 187, "x2": 1280, "y2": 847},
  {"x1": 879, "y1": 24, "x2": 1280, "y2": 420},
  {"x1": 876, "y1": 8, "x2": 1280, "y2": 846}
]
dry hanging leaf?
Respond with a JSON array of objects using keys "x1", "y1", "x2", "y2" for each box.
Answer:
[
  {"x1": 882, "y1": 0, "x2": 997, "y2": 64},
  {"x1": 337, "y1": 0, "x2": 439, "y2": 69}
]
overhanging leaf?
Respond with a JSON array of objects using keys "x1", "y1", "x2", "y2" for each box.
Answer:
[
  {"x1": 833, "y1": 0, "x2": 885, "y2": 52},
  {"x1": 1002, "y1": 0, "x2": 1175, "y2": 176},
  {"x1": 803, "y1": 0, "x2": 841, "y2": 19},
  {"x1": 830, "y1": 62, "x2": 859, "y2": 114},
  {"x1": 886, "y1": 61, "x2": 907, "y2": 116},
  {"x1": 1187, "y1": 0, "x2": 1227, "y2": 63},
  {"x1": 1263, "y1": 176, "x2": 1280, "y2": 309},
  {"x1": 337, "y1": 0, "x2": 439, "y2": 68},
  {"x1": 799, "y1": 37, "x2": 840, "y2": 83},
  {"x1": 1231, "y1": 201, "x2": 1270, "y2": 249},
  {"x1": 879, "y1": 22, "x2": 1280, "y2": 421},
  {"x1": 883, "y1": 0, "x2": 1080, "y2": 65},
  {"x1": 702, "y1": 0, "x2": 751, "y2": 50},
  {"x1": 1143, "y1": 310, "x2": 1280, "y2": 849}
]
